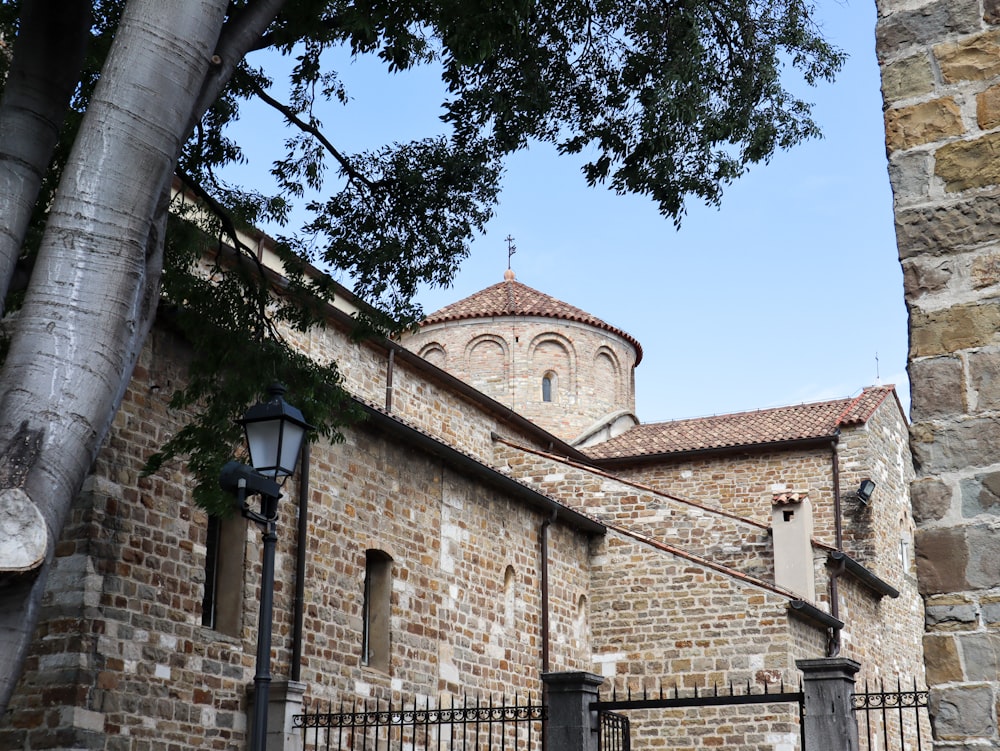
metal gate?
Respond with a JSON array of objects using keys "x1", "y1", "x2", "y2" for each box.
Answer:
[
  {"x1": 852, "y1": 679, "x2": 930, "y2": 751},
  {"x1": 295, "y1": 694, "x2": 545, "y2": 751},
  {"x1": 592, "y1": 680, "x2": 804, "y2": 750}
]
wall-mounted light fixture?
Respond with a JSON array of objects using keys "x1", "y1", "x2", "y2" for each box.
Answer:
[
  {"x1": 219, "y1": 383, "x2": 312, "y2": 751},
  {"x1": 857, "y1": 478, "x2": 876, "y2": 505}
]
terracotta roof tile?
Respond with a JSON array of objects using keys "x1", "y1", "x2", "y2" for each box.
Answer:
[
  {"x1": 773, "y1": 492, "x2": 808, "y2": 505},
  {"x1": 585, "y1": 386, "x2": 896, "y2": 461},
  {"x1": 421, "y1": 277, "x2": 643, "y2": 364}
]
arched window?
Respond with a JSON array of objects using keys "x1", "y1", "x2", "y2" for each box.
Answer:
[
  {"x1": 542, "y1": 372, "x2": 556, "y2": 402},
  {"x1": 362, "y1": 549, "x2": 393, "y2": 672}
]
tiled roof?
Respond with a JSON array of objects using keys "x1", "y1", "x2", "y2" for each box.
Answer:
[
  {"x1": 420, "y1": 274, "x2": 643, "y2": 364},
  {"x1": 585, "y1": 386, "x2": 897, "y2": 461}
]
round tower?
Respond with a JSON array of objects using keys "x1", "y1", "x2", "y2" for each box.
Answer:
[{"x1": 402, "y1": 270, "x2": 642, "y2": 446}]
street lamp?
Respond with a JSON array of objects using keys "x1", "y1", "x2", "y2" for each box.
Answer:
[{"x1": 220, "y1": 383, "x2": 312, "y2": 751}]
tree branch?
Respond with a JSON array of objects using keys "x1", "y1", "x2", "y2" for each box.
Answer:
[
  {"x1": 0, "y1": 0, "x2": 92, "y2": 314},
  {"x1": 244, "y1": 74, "x2": 377, "y2": 190}
]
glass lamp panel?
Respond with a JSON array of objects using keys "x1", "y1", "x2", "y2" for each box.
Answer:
[
  {"x1": 277, "y1": 423, "x2": 306, "y2": 478},
  {"x1": 245, "y1": 419, "x2": 283, "y2": 477}
]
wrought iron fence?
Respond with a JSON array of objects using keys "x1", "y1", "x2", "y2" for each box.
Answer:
[
  {"x1": 592, "y1": 678, "x2": 803, "y2": 750},
  {"x1": 852, "y1": 678, "x2": 930, "y2": 751},
  {"x1": 597, "y1": 711, "x2": 630, "y2": 751},
  {"x1": 294, "y1": 693, "x2": 545, "y2": 751}
]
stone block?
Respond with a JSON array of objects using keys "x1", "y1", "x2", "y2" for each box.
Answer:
[
  {"x1": 910, "y1": 303, "x2": 1000, "y2": 358},
  {"x1": 978, "y1": 84, "x2": 1000, "y2": 130},
  {"x1": 981, "y1": 598, "x2": 1000, "y2": 625},
  {"x1": 915, "y1": 527, "x2": 969, "y2": 594},
  {"x1": 961, "y1": 471, "x2": 1000, "y2": 517},
  {"x1": 930, "y1": 685, "x2": 996, "y2": 739},
  {"x1": 971, "y1": 252, "x2": 1000, "y2": 289},
  {"x1": 876, "y1": 0, "x2": 981, "y2": 54},
  {"x1": 936, "y1": 30, "x2": 1000, "y2": 83},
  {"x1": 969, "y1": 350, "x2": 1000, "y2": 411},
  {"x1": 911, "y1": 478, "x2": 953, "y2": 523},
  {"x1": 885, "y1": 98, "x2": 964, "y2": 151},
  {"x1": 895, "y1": 192, "x2": 1000, "y2": 258},
  {"x1": 923, "y1": 634, "x2": 963, "y2": 684},
  {"x1": 926, "y1": 599, "x2": 977, "y2": 629},
  {"x1": 912, "y1": 416, "x2": 1000, "y2": 473},
  {"x1": 882, "y1": 52, "x2": 936, "y2": 101},
  {"x1": 889, "y1": 152, "x2": 934, "y2": 205},
  {"x1": 909, "y1": 357, "x2": 966, "y2": 421},
  {"x1": 902, "y1": 258, "x2": 952, "y2": 300},
  {"x1": 968, "y1": 524, "x2": 1000, "y2": 589},
  {"x1": 988, "y1": 0, "x2": 1000, "y2": 24},
  {"x1": 959, "y1": 632, "x2": 1000, "y2": 681},
  {"x1": 936, "y1": 132, "x2": 1000, "y2": 192}
]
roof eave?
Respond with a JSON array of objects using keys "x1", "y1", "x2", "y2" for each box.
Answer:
[{"x1": 589, "y1": 433, "x2": 840, "y2": 468}]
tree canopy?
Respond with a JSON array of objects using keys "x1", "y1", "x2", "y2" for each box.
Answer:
[{"x1": 0, "y1": 0, "x2": 842, "y2": 713}]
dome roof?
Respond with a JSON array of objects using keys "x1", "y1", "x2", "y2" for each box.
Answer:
[{"x1": 421, "y1": 275, "x2": 643, "y2": 364}]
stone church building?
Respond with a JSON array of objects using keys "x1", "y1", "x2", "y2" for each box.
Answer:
[{"x1": 1, "y1": 257, "x2": 924, "y2": 750}]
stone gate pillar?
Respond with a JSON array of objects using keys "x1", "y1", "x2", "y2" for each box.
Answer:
[
  {"x1": 877, "y1": 0, "x2": 1000, "y2": 745},
  {"x1": 796, "y1": 658, "x2": 860, "y2": 751},
  {"x1": 542, "y1": 671, "x2": 603, "y2": 751}
]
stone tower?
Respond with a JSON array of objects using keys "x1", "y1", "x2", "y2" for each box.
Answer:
[
  {"x1": 878, "y1": 0, "x2": 1000, "y2": 744},
  {"x1": 403, "y1": 270, "x2": 642, "y2": 445}
]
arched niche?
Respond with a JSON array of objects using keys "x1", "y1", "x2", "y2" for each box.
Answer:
[
  {"x1": 594, "y1": 346, "x2": 622, "y2": 403},
  {"x1": 528, "y1": 332, "x2": 576, "y2": 401},
  {"x1": 465, "y1": 334, "x2": 509, "y2": 397},
  {"x1": 417, "y1": 342, "x2": 447, "y2": 369}
]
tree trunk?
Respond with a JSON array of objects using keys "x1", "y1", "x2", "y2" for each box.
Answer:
[
  {"x1": 0, "y1": 0, "x2": 230, "y2": 714},
  {"x1": 0, "y1": 0, "x2": 92, "y2": 311}
]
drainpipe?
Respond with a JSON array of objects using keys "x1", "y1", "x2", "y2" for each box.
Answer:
[
  {"x1": 540, "y1": 510, "x2": 556, "y2": 674},
  {"x1": 539, "y1": 509, "x2": 556, "y2": 751},
  {"x1": 385, "y1": 348, "x2": 395, "y2": 412},
  {"x1": 291, "y1": 442, "x2": 310, "y2": 682},
  {"x1": 828, "y1": 434, "x2": 842, "y2": 657}
]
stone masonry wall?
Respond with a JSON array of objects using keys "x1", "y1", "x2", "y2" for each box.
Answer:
[
  {"x1": 494, "y1": 440, "x2": 776, "y2": 583},
  {"x1": 610, "y1": 446, "x2": 837, "y2": 538},
  {"x1": 589, "y1": 529, "x2": 808, "y2": 750},
  {"x1": 404, "y1": 315, "x2": 637, "y2": 444},
  {"x1": 877, "y1": 0, "x2": 1000, "y2": 745},
  {"x1": 497, "y1": 433, "x2": 926, "y2": 688},
  {"x1": 287, "y1": 313, "x2": 564, "y2": 468},
  {"x1": 0, "y1": 324, "x2": 595, "y2": 750}
]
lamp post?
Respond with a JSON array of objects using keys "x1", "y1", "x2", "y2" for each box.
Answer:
[{"x1": 220, "y1": 383, "x2": 312, "y2": 751}]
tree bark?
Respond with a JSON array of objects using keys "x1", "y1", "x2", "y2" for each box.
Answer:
[
  {"x1": 0, "y1": 0, "x2": 231, "y2": 714},
  {"x1": 0, "y1": 0, "x2": 92, "y2": 312}
]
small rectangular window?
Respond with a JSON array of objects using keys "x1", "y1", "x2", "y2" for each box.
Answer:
[
  {"x1": 201, "y1": 514, "x2": 246, "y2": 637},
  {"x1": 362, "y1": 550, "x2": 392, "y2": 672}
]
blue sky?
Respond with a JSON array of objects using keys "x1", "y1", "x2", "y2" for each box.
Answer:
[{"x1": 234, "y1": 1, "x2": 906, "y2": 423}]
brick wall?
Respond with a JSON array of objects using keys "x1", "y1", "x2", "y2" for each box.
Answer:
[
  {"x1": 0, "y1": 325, "x2": 595, "y2": 750},
  {"x1": 589, "y1": 529, "x2": 805, "y2": 749},
  {"x1": 495, "y1": 441, "x2": 776, "y2": 583},
  {"x1": 877, "y1": 0, "x2": 1000, "y2": 744}
]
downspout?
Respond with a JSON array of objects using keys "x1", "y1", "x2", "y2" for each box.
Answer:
[
  {"x1": 540, "y1": 509, "x2": 557, "y2": 674},
  {"x1": 828, "y1": 434, "x2": 842, "y2": 657},
  {"x1": 291, "y1": 441, "x2": 310, "y2": 682},
  {"x1": 385, "y1": 348, "x2": 395, "y2": 412},
  {"x1": 539, "y1": 509, "x2": 556, "y2": 751}
]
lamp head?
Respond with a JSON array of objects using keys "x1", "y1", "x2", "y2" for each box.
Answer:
[{"x1": 239, "y1": 383, "x2": 313, "y2": 482}]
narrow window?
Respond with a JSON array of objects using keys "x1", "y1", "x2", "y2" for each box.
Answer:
[
  {"x1": 503, "y1": 565, "x2": 517, "y2": 630},
  {"x1": 362, "y1": 550, "x2": 393, "y2": 672},
  {"x1": 201, "y1": 514, "x2": 245, "y2": 637},
  {"x1": 202, "y1": 517, "x2": 221, "y2": 629},
  {"x1": 541, "y1": 373, "x2": 555, "y2": 402}
]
